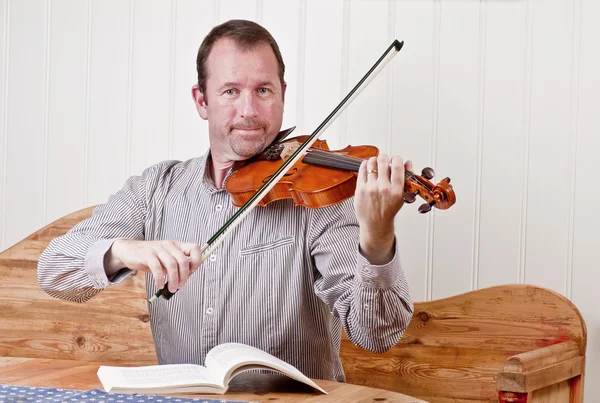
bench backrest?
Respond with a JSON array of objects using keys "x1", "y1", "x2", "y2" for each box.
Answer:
[
  {"x1": 0, "y1": 207, "x2": 587, "y2": 402},
  {"x1": 0, "y1": 207, "x2": 156, "y2": 365},
  {"x1": 339, "y1": 284, "x2": 586, "y2": 402}
]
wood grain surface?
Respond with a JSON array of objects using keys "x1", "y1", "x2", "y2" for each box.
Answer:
[
  {"x1": 0, "y1": 207, "x2": 156, "y2": 365},
  {"x1": 0, "y1": 357, "x2": 428, "y2": 403},
  {"x1": 339, "y1": 284, "x2": 586, "y2": 402}
]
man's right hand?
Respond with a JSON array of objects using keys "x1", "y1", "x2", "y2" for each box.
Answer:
[{"x1": 104, "y1": 239, "x2": 203, "y2": 293}]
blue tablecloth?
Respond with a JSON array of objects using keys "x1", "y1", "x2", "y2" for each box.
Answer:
[{"x1": 0, "y1": 385, "x2": 253, "y2": 403}]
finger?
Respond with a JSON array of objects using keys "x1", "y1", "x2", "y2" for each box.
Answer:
[
  {"x1": 156, "y1": 248, "x2": 180, "y2": 293},
  {"x1": 376, "y1": 154, "x2": 391, "y2": 186},
  {"x1": 180, "y1": 243, "x2": 203, "y2": 273},
  {"x1": 163, "y1": 242, "x2": 192, "y2": 289},
  {"x1": 366, "y1": 157, "x2": 378, "y2": 182},
  {"x1": 357, "y1": 159, "x2": 368, "y2": 184},
  {"x1": 405, "y1": 159, "x2": 413, "y2": 173},
  {"x1": 147, "y1": 256, "x2": 166, "y2": 290},
  {"x1": 390, "y1": 156, "x2": 405, "y2": 190}
]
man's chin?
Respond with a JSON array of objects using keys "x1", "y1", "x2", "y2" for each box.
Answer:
[
  {"x1": 230, "y1": 137, "x2": 272, "y2": 158},
  {"x1": 231, "y1": 144, "x2": 266, "y2": 160}
]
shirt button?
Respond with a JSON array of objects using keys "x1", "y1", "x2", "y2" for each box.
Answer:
[
  {"x1": 206, "y1": 307, "x2": 214, "y2": 315},
  {"x1": 209, "y1": 254, "x2": 217, "y2": 262},
  {"x1": 215, "y1": 204, "x2": 223, "y2": 212},
  {"x1": 363, "y1": 303, "x2": 369, "y2": 310}
]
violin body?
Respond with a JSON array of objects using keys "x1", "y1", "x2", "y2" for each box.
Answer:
[{"x1": 225, "y1": 136, "x2": 378, "y2": 208}]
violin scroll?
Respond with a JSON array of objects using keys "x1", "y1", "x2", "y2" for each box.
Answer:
[{"x1": 402, "y1": 167, "x2": 455, "y2": 213}]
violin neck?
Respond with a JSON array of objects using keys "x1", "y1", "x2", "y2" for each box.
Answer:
[
  {"x1": 302, "y1": 149, "x2": 412, "y2": 180},
  {"x1": 302, "y1": 150, "x2": 362, "y2": 172}
]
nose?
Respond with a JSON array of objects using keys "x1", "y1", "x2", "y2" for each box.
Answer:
[{"x1": 239, "y1": 91, "x2": 258, "y2": 118}]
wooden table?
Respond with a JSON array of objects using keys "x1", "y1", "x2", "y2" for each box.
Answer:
[{"x1": 0, "y1": 357, "x2": 428, "y2": 402}]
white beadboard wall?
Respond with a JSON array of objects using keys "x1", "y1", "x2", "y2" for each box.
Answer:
[{"x1": 0, "y1": 0, "x2": 598, "y2": 398}]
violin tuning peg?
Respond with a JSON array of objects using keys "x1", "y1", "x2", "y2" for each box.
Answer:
[
  {"x1": 418, "y1": 203, "x2": 431, "y2": 214},
  {"x1": 421, "y1": 167, "x2": 435, "y2": 180},
  {"x1": 403, "y1": 191, "x2": 418, "y2": 204},
  {"x1": 442, "y1": 177, "x2": 451, "y2": 184},
  {"x1": 418, "y1": 200, "x2": 436, "y2": 214}
]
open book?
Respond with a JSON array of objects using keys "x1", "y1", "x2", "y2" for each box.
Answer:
[{"x1": 97, "y1": 342, "x2": 327, "y2": 395}]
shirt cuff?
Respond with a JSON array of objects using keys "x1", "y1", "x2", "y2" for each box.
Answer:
[
  {"x1": 356, "y1": 242, "x2": 402, "y2": 289},
  {"x1": 84, "y1": 238, "x2": 133, "y2": 288}
]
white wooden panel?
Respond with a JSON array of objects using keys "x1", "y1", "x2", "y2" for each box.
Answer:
[
  {"x1": 431, "y1": 0, "x2": 481, "y2": 300},
  {"x1": 524, "y1": 0, "x2": 574, "y2": 294},
  {"x1": 129, "y1": 0, "x2": 173, "y2": 176},
  {"x1": 344, "y1": 0, "x2": 392, "y2": 150},
  {"x1": 170, "y1": 0, "x2": 215, "y2": 162},
  {"x1": 392, "y1": 0, "x2": 435, "y2": 302},
  {"x1": 572, "y1": 0, "x2": 599, "y2": 400},
  {"x1": 302, "y1": 0, "x2": 344, "y2": 146},
  {"x1": 217, "y1": 0, "x2": 257, "y2": 23},
  {"x1": 0, "y1": 0, "x2": 8, "y2": 251},
  {"x1": 477, "y1": 1, "x2": 528, "y2": 288},
  {"x1": 45, "y1": 0, "x2": 88, "y2": 223},
  {"x1": 86, "y1": 0, "x2": 131, "y2": 206},
  {"x1": 344, "y1": 0, "x2": 391, "y2": 151},
  {"x1": 261, "y1": 0, "x2": 300, "y2": 134},
  {"x1": 3, "y1": 0, "x2": 47, "y2": 248}
]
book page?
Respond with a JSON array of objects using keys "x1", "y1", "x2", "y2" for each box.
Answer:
[
  {"x1": 205, "y1": 343, "x2": 326, "y2": 394},
  {"x1": 97, "y1": 364, "x2": 219, "y2": 390}
]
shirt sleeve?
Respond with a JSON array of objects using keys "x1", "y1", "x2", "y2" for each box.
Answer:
[
  {"x1": 37, "y1": 162, "x2": 173, "y2": 303},
  {"x1": 308, "y1": 198, "x2": 414, "y2": 353}
]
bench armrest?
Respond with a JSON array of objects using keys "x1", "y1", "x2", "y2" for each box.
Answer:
[{"x1": 496, "y1": 340, "x2": 585, "y2": 393}]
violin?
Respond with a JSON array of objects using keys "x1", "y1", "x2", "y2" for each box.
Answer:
[{"x1": 225, "y1": 134, "x2": 456, "y2": 213}]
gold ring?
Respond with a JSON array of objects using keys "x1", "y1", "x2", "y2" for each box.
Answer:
[{"x1": 368, "y1": 169, "x2": 378, "y2": 174}]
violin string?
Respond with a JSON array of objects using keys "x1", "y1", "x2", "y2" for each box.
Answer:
[
  {"x1": 306, "y1": 150, "x2": 434, "y2": 192},
  {"x1": 304, "y1": 150, "x2": 363, "y2": 171}
]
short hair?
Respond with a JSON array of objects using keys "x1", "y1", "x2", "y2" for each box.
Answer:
[{"x1": 196, "y1": 19, "x2": 285, "y2": 95}]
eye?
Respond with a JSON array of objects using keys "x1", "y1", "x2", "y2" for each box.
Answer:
[
  {"x1": 257, "y1": 87, "x2": 271, "y2": 95},
  {"x1": 221, "y1": 87, "x2": 239, "y2": 98}
]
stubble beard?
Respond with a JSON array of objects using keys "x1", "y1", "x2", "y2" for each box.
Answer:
[
  {"x1": 229, "y1": 119, "x2": 271, "y2": 158},
  {"x1": 230, "y1": 136, "x2": 267, "y2": 158}
]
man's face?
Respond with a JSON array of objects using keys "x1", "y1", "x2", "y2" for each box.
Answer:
[{"x1": 193, "y1": 38, "x2": 286, "y2": 162}]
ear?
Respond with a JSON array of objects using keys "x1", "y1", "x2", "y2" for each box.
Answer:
[
  {"x1": 192, "y1": 84, "x2": 208, "y2": 120},
  {"x1": 282, "y1": 81, "x2": 287, "y2": 102}
]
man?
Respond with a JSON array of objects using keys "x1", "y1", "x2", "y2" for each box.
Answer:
[{"x1": 38, "y1": 19, "x2": 413, "y2": 382}]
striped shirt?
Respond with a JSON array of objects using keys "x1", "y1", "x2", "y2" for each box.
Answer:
[{"x1": 37, "y1": 152, "x2": 413, "y2": 382}]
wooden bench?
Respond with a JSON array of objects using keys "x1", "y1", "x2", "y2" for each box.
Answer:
[{"x1": 0, "y1": 207, "x2": 586, "y2": 403}]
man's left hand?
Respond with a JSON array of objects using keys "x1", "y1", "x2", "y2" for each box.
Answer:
[{"x1": 355, "y1": 154, "x2": 412, "y2": 265}]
